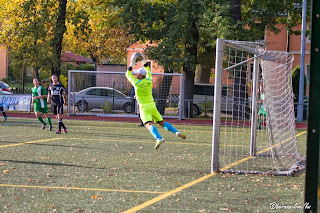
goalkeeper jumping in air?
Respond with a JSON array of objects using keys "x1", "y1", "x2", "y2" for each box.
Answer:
[{"x1": 126, "y1": 52, "x2": 186, "y2": 149}]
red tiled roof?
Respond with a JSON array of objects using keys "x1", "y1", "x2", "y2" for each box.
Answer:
[{"x1": 61, "y1": 51, "x2": 93, "y2": 63}]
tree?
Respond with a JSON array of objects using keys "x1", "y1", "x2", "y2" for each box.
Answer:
[
  {"x1": 64, "y1": 0, "x2": 133, "y2": 69},
  {"x1": 114, "y1": 0, "x2": 225, "y2": 117},
  {"x1": 0, "y1": 0, "x2": 55, "y2": 79},
  {"x1": 51, "y1": 0, "x2": 67, "y2": 76}
]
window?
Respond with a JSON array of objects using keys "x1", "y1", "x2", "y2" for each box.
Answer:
[
  {"x1": 100, "y1": 89, "x2": 113, "y2": 97},
  {"x1": 87, "y1": 89, "x2": 100, "y2": 96},
  {"x1": 87, "y1": 89, "x2": 112, "y2": 96}
]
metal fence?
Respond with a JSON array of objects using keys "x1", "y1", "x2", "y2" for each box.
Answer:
[{"x1": 67, "y1": 70, "x2": 184, "y2": 120}]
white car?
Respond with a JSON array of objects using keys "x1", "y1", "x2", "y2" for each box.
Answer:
[
  {"x1": 70, "y1": 87, "x2": 133, "y2": 113},
  {"x1": 0, "y1": 81, "x2": 11, "y2": 92},
  {"x1": 0, "y1": 90, "x2": 13, "y2": 95},
  {"x1": 193, "y1": 83, "x2": 233, "y2": 116}
]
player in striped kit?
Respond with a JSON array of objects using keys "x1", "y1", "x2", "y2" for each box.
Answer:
[{"x1": 47, "y1": 74, "x2": 67, "y2": 134}]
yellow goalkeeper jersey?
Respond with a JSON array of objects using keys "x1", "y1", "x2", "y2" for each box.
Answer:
[{"x1": 125, "y1": 66, "x2": 154, "y2": 107}]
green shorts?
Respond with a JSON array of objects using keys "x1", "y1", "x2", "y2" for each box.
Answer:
[
  {"x1": 139, "y1": 102, "x2": 163, "y2": 124},
  {"x1": 34, "y1": 103, "x2": 49, "y2": 113},
  {"x1": 258, "y1": 107, "x2": 266, "y2": 117}
]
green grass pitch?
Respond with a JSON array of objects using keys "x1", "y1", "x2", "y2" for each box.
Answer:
[{"x1": 0, "y1": 118, "x2": 306, "y2": 212}]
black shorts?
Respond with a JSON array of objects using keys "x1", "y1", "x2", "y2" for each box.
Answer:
[{"x1": 51, "y1": 102, "x2": 64, "y2": 115}]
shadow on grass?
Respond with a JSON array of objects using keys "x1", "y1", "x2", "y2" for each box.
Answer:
[
  {"x1": 0, "y1": 159, "x2": 107, "y2": 170},
  {"x1": 0, "y1": 140, "x2": 95, "y2": 150}
]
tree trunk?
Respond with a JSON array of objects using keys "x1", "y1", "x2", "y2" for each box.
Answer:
[
  {"x1": 183, "y1": 12, "x2": 199, "y2": 118},
  {"x1": 33, "y1": 67, "x2": 39, "y2": 79},
  {"x1": 184, "y1": 69, "x2": 195, "y2": 118},
  {"x1": 195, "y1": 65, "x2": 210, "y2": 84},
  {"x1": 195, "y1": 46, "x2": 215, "y2": 84},
  {"x1": 229, "y1": 0, "x2": 241, "y2": 21},
  {"x1": 51, "y1": 0, "x2": 67, "y2": 77}
]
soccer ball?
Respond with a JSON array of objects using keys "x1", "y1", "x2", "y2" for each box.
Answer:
[{"x1": 131, "y1": 52, "x2": 144, "y2": 63}]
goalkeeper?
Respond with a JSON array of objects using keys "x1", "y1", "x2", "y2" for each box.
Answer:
[{"x1": 126, "y1": 52, "x2": 186, "y2": 149}]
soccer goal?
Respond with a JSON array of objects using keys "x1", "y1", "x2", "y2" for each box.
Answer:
[
  {"x1": 211, "y1": 38, "x2": 304, "y2": 175},
  {"x1": 67, "y1": 70, "x2": 184, "y2": 120}
]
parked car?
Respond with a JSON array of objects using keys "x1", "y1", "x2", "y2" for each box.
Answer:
[
  {"x1": 70, "y1": 87, "x2": 133, "y2": 113},
  {"x1": 192, "y1": 83, "x2": 233, "y2": 116},
  {"x1": 0, "y1": 90, "x2": 13, "y2": 95},
  {"x1": 0, "y1": 81, "x2": 10, "y2": 92}
]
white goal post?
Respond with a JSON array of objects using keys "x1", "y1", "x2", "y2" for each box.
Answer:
[{"x1": 211, "y1": 38, "x2": 304, "y2": 175}]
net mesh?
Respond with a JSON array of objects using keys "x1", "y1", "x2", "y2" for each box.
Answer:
[
  {"x1": 260, "y1": 51, "x2": 303, "y2": 172},
  {"x1": 213, "y1": 39, "x2": 304, "y2": 175}
]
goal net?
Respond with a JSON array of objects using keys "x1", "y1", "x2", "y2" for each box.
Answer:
[
  {"x1": 67, "y1": 70, "x2": 184, "y2": 120},
  {"x1": 211, "y1": 38, "x2": 304, "y2": 175}
]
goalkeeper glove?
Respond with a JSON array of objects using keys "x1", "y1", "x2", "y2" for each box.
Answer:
[
  {"x1": 130, "y1": 52, "x2": 140, "y2": 67},
  {"x1": 130, "y1": 60, "x2": 137, "y2": 68},
  {"x1": 141, "y1": 55, "x2": 147, "y2": 65}
]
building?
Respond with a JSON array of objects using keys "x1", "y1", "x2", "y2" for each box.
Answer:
[
  {"x1": 266, "y1": 23, "x2": 310, "y2": 92},
  {"x1": 127, "y1": 24, "x2": 310, "y2": 92},
  {"x1": 0, "y1": 45, "x2": 8, "y2": 80},
  {"x1": 61, "y1": 51, "x2": 93, "y2": 65}
]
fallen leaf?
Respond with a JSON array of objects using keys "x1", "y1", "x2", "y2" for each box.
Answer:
[
  {"x1": 93, "y1": 195, "x2": 98, "y2": 199},
  {"x1": 46, "y1": 189, "x2": 51, "y2": 192}
]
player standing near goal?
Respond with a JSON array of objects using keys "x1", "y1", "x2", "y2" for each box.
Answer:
[
  {"x1": 257, "y1": 84, "x2": 266, "y2": 129},
  {"x1": 126, "y1": 52, "x2": 186, "y2": 149},
  {"x1": 47, "y1": 74, "x2": 67, "y2": 134},
  {"x1": 32, "y1": 78, "x2": 52, "y2": 130}
]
